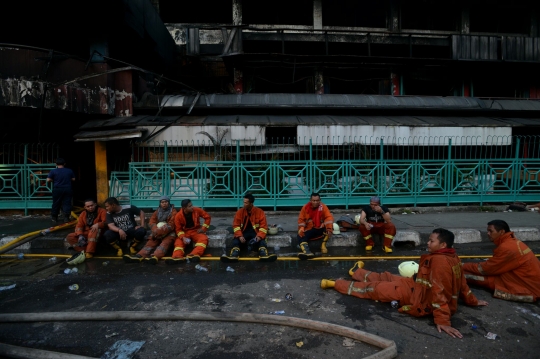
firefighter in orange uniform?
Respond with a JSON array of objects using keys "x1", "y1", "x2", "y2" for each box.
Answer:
[
  {"x1": 167, "y1": 199, "x2": 211, "y2": 264},
  {"x1": 463, "y1": 219, "x2": 540, "y2": 302},
  {"x1": 296, "y1": 192, "x2": 334, "y2": 259},
  {"x1": 66, "y1": 199, "x2": 107, "y2": 259},
  {"x1": 321, "y1": 228, "x2": 488, "y2": 338},
  {"x1": 358, "y1": 196, "x2": 396, "y2": 253}
]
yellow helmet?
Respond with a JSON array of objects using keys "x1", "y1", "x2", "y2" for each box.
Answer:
[
  {"x1": 66, "y1": 251, "x2": 86, "y2": 265},
  {"x1": 332, "y1": 223, "x2": 341, "y2": 235},
  {"x1": 398, "y1": 261, "x2": 419, "y2": 278},
  {"x1": 354, "y1": 214, "x2": 361, "y2": 224}
]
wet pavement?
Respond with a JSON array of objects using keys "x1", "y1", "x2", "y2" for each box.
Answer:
[{"x1": 0, "y1": 207, "x2": 540, "y2": 358}]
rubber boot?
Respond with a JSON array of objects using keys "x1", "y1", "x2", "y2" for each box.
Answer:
[
  {"x1": 384, "y1": 246, "x2": 393, "y2": 253},
  {"x1": 129, "y1": 240, "x2": 140, "y2": 255},
  {"x1": 298, "y1": 242, "x2": 315, "y2": 260},
  {"x1": 123, "y1": 254, "x2": 143, "y2": 263},
  {"x1": 220, "y1": 247, "x2": 240, "y2": 263},
  {"x1": 320, "y1": 279, "x2": 335, "y2": 289},
  {"x1": 230, "y1": 247, "x2": 240, "y2": 258},
  {"x1": 111, "y1": 242, "x2": 123, "y2": 257},
  {"x1": 258, "y1": 246, "x2": 278, "y2": 262},
  {"x1": 320, "y1": 234, "x2": 329, "y2": 254},
  {"x1": 85, "y1": 253, "x2": 93, "y2": 259},
  {"x1": 144, "y1": 256, "x2": 158, "y2": 265},
  {"x1": 348, "y1": 261, "x2": 365, "y2": 277}
]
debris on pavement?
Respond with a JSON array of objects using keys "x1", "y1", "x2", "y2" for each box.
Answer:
[
  {"x1": 296, "y1": 341, "x2": 303, "y2": 348},
  {"x1": 0, "y1": 283, "x2": 16, "y2": 291},
  {"x1": 342, "y1": 338, "x2": 356, "y2": 347},
  {"x1": 101, "y1": 340, "x2": 145, "y2": 359},
  {"x1": 105, "y1": 332, "x2": 119, "y2": 338},
  {"x1": 485, "y1": 332, "x2": 498, "y2": 340},
  {"x1": 285, "y1": 293, "x2": 293, "y2": 300}
]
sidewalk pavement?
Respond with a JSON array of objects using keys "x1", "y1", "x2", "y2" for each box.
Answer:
[{"x1": 1, "y1": 206, "x2": 539, "y2": 254}]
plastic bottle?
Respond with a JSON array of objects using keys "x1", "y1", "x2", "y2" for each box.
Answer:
[
  {"x1": 49, "y1": 257, "x2": 57, "y2": 262},
  {"x1": 195, "y1": 264, "x2": 208, "y2": 272},
  {"x1": 390, "y1": 300, "x2": 399, "y2": 309},
  {"x1": 17, "y1": 253, "x2": 24, "y2": 260},
  {"x1": 226, "y1": 266, "x2": 235, "y2": 272},
  {"x1": 64, "y1": 268, "x2": 72, "y2": 274},
  {"x1": 68, "y1": 284, "x2": 79, "y2": 291},
  {"x1": 71, "y1": 267, "x2": 78, "y2": 273},
  {"x1": 269, "y1": 310, "x2": 285, "y2": 315}
]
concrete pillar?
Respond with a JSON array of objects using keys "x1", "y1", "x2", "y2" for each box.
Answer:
[
  {"x1": 314, "y1": 71, "x2": 324, "y2": 94},
  {"x1": 233, "y1": 0, "x2": 242, "y2": 25},
  {"x1": 313, "y1": 0, "x2": 323, "y2": 30},
  {"x1": 389, "y1": 0, "x2": 400, "y2": 32},
  {"x1": 94, "y1": 141, "x2": 109, "y2": 206},
  {"x1": 391, "y1": 73, "x2": 400, "y2": 96},
  {"x1": 234, "y1": 68, "x2": 243, "y2": 94},
  {"x1": 460, "y1": 2, "x2": 470, "y2": 34}
]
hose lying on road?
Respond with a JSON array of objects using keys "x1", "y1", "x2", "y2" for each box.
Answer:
[
  {"x1": 0, "y1": 311, "x2": 398, "y2": 359},
  {"x1": 0, "y1": 342, "x2": 97, "y2": 359},
  {"x1": 0, "y1": 211, "x2": 80, "y2": 255}
]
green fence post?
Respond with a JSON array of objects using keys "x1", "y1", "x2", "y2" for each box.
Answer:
[
  {"x1": 309, "y1": 138, "x2": 313, "y2": 193},
  {"x1": 379, "y1": 138, "x2": 384, "y2": 198},
  {"x1": 513, "y1": 137, "x2": 521, "y2": 200},
  {"x1": 164, "y1": 141, "x2": 169, "y2": 197},
  {"x1": 236, "y1": 140, "x2": 241, "y2": 208},
  {"x1": 447, "y1": 138, "x2": 452, "y2": 206},
  {"x1": 24, "y1": 144, "x2": 28, "y2": 216}
]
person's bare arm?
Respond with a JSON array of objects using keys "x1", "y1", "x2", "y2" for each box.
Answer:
[
  {"x1": 138, "y1": 210, "x2": 146, "y2": 228},
  {"x1": 382, "y1": 212, "x2": 392, "y2": 223}
]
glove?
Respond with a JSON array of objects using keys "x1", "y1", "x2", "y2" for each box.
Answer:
[
  {"x1": 183, "y1": 237, "x2": 192, "y2": 245},
  {"x1": 77, "y1": 235, "x2": 87, "y2": 247}
]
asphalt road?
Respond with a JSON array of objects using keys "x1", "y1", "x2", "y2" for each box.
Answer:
[{"x1": 1, "y1": 257, "x2": 539, "y2": 359}]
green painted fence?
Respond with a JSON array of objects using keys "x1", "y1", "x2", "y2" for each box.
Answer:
[{"x1": 110, "y1": 136, "x2": 540, "y2": 209}]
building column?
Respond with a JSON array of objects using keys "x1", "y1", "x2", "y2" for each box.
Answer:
[
  {"x1": 234, "y1": 68, "x2": 243, "y2": 94},
  {"x1": 460, "y1": 2, "x2": 470, "y2": 34},
  {"x1": 313, "y1": 0, "x2": 323, "y2": 30},
  {"x1": 389, "y1": 0, "x2": 400, "y2": 32},
  {"x1": 94, "y1": 141, "x2": 109, "y2": 206},
  {"x1": 233, "y1": 0, "x2": 242, "y2": 25}
]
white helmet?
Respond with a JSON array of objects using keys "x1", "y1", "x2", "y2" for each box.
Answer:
[
  {"x1": 398, "y1": 261, "x2": 419, "y2": 278},
  {"x1": 66, "y1": 251, "x2": 86, "y2": 265},
  {"x1": 354, "y1": 214, "x2": 361, "y2": 224},
  {"x1": 332, "y1": 223, "x2": 341, "y2": 235},
  {"x1": 156, "y1": 222, "x2": 167, "y2": 228}
]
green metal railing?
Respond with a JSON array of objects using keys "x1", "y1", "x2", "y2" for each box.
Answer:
[
  {"x1": 111, "y1": 136, "x2": 540, "y2": 209},
  {"x1": 0, "y1": 143, "x2": 58, "y2": 213}
]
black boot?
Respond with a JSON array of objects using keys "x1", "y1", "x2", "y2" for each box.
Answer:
[
  {"x1": 298, "y1": 242, "x2": 315, "y2": 260},
  {"x1": 259, "y1": 246, "x2": 278, "y2": 262}
]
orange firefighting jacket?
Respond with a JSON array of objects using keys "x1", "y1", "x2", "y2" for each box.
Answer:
[
  {"x1": 399, "y1": 250, "x2": 479, "y2": 326},
  {"x1": 149, "y1": 206, "x2": 177, "y2": 239},
  {"x1": 174, "y1": 207, "x2": 211, "y2": 239},
  {"x1": 74, "y1": 207, "x2": 107, "y2": 235},
  {"x1": 463, "y1": 231, "x2": 540, "y2": 302},
  {"x1": 297, "y1": 202, "x2": 334, "y2": 232},
  {"x1": 233, "y1": 206, "x2": 268, "y2": 239}
]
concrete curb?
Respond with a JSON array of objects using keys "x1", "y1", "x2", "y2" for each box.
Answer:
[{"x1": 3, "y1": 227, "x2": 539, "y2": 254}]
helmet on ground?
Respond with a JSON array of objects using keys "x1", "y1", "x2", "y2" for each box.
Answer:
[
  {"x1": 398, "y1": 261, "x2": 419, "y2": 278},
  {"x1": 156, "y1": 222, "x2": 167, "y2": 228},
  {"x1": 332, "y1": 223, "x2": 341, "y2": 235},
  {"x1": 354, "y1": 214, "x2": 361, "y2": 224},
  {"x1": 66, "y1": 251, "x2": 86, "y2": 265}
]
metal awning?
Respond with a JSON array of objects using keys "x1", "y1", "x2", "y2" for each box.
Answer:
[{"x1": 74, "y1": 128, "x2": 146, "y2": 142}]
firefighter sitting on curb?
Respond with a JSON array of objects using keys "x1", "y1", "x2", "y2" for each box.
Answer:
[
  {"x1": 124, "y1": 196, "x2": 177, "y2": 265},
  {"x1": 296, "y1": 192, "x2": 334, "y2": 260},
  {"x1": 167, "y1": 199, "x2": 211, "y2": 264},
  {"x1": 221, "y1": 193, "x2": 277, "y2": 263},
  {"x1": 358, "y1": 196, "x2": 396, "y2": 253},
  {"x1": 66, "y1": 199, "x2": 107, "y2": 259},
  {"x1": 321, "y1": 228, "x2": 489, "y2": 338}
]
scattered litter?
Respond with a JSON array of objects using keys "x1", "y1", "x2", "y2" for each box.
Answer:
[
  {"x1": 271, "y1": 298, "x2": 282, "y2": 302},
  {"x1": 285, "y1": 293, "x2": 293, "y2": 300},
  {"x1": 68, "y1": 284, "x2": 79, "y2": 291},
  {"x1": 296, "y1": 341, "x2": 303, "y2": 348},
  {"x1": 64, "y1": 268, "x2": 72, "y2": 274},
  {"x1": 390, "y1": 300, "x2": 399, "y2": 309},
  {"x1": 17, "y1": 253, "x2": 24, "y2": 260},
  {"x1": 485, "y1": 332, "x2": 497, "y2": 340},
  {"x1": 71, "y1": 267, "x2": 78, "y2": 273},
  {"x1": 102, "y1": 261, "x2": 109, "y2": 266},
  {"x1": 342, "y1": 338, "x2": 356, "y2": 347},
  {"x1": 49, "y1": 257, "x2": 57, "y2": 262},
  {"x1": 101, "y1": 340, "x2": 145, "y2": 359},
  {"x1": 471, "y1": 324, "x2": 478, "y2": 330},
  {"x1": 0, "y1": 283, "x2": 16, "y2": 291},
  {"x1": 226, "y1": 266, "x2": 235, "y2": 272},
  {"x1": 195, "y1": 264, "x2": 208, "y2": 272},
  {"x1": 402, "y1": 212, "x2": 408, "y2": 215},
  {"x1": 274, "y1": 283, "x2": 281, "y2": 289},
  {"x1": 105, "y1": 333, "x2": 119, "y2": 338},
  {"x1": 269, "y1": 310, "x2": 285, "y2": 315}
]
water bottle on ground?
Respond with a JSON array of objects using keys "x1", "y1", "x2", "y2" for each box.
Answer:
[
  {"x1": 226, "y1": 266, "x2": 235, "y2": 272},
  {"x1": 269, "y1": 310, "x2": 285, "y2": 315},
  {"x1": 64, "y1": 268, "x2": 72, "y2": 274},
  {"x1": 49, "y1": 257, "x2": 57, "y2": 262},
  {"x1": 195, "y1": 264, "x2": 208, "y2": 272},
  {"x1": 68, "y1": 284, "x2": 79, "y2": 291}
]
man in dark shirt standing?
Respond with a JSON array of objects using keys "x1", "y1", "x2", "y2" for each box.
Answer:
[
  {"x1": 103, "y1": 197, "x2": 146, "y2": 257},
  {"x1": 358, "y1": 196, "x2": 396, "y2": 253},
  {"x1": 46, "y1": 158, "x2": 75, "y2": 223}
]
